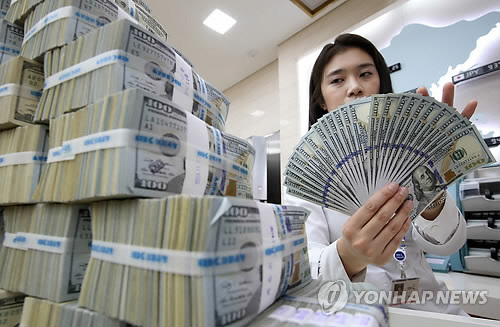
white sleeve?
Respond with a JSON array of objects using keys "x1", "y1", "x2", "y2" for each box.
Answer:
[
  {"x1": 412, "y1": 191, "x2": 467, "y2": 256},
  {"x1": 284, "y1": 192, "x2": 365, "y2": 282}
]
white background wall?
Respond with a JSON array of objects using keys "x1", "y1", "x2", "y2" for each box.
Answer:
[{"x1": 224, "y1": 60, "x2": 280, "y2": 140}]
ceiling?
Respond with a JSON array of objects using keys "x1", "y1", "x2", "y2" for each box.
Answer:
[{"x1": 147, "y1": 0, "x2": 347, "y2": 91}]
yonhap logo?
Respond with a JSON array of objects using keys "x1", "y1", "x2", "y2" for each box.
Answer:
[{"x1": 317, "y1": 280, "x2": 348, "y2": 315}]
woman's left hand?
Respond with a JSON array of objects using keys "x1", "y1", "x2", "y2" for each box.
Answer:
[{"x1": 416, "y1": 82, "x2": 478, "y2": 119}]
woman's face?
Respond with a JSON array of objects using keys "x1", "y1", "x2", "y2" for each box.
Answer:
[{"x1": 320, "y1": 47, "x2": 380, "y2": 112}]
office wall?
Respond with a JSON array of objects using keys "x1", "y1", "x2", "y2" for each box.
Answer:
[{"x1": 224, "y1": 60, "x2": 280, "y2": 140}]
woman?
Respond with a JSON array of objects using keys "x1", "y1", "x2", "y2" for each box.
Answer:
[{"x1": 287, "y1": 33, "x2": 477, "y2": 314}]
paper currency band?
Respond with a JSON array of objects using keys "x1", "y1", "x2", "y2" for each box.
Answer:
[
  {"x1": 0, "y1": 151, "x2": 47, "y2": 167},
  {"x1": 0, "y1": 83, "x2": 42, "y2": 100},
  {"x1": 22, "y1": 6, "x2": 108, "y2": 45},
  {"x1": 0, "y1": 41, "x2": 21, "y2": 56},
  {"x1": 9, "y1": 0, "x2": 17, "y2": 5},
  {"x1": 90, "y1": 235, "x2": 306, "y2": 276},
  {"x1": 46, "y1": 128, "x2": 252, "y2": 179},
  {"x1": 267, "y1": 305, "x2": 377, "y2": 326},
  {"x1": 281, "y1": 296, "x2": 386, "y2": 325},
  {"x1": 42, "y1": 49, "x2": 226, "y2": 127},
  {"x1": 2, "y1": 232, "x2": 90, "y2": 254}
]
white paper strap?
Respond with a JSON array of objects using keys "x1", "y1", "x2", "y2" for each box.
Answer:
[
  {"x1": 0, "y1": 83, "x2": 42, "y2": 100},
  {"x1": 43, "y1": 49, "x2": 129, "y2": 89},
  {"x1": 42, "y1": 49, "x2": 214, "y2": 116},
  {"x1": 23, "y1": 6, "x2": 105, "y2": 45},
  {"x1": 91, "y1": 235, "x2": 306, "y2": 276},
  {"x1": 46, "y1": 128, "x2": 250, "y2": 178},
  {"x1": 2, "y1": 232, "x2": 90, "y2": 254},
  {"x1": 2, "y1": 232, "x2": 28, "y2": 250},
  {"x1": 0, "y1": 151, "x2": 47, "y2": 167},
  {"x1": 91, "y1": 240, "x2": 255, "y2": 276},
  {"x1": 21, "y1": 233, "x2": 74, "y2": 254},
  {"x1": 0, "y1": 41, "x2": 21, "y2": 56},
  {"x1": 9, "y1": 0, "x2": 18, "y2": 5},
  {"x1": 258, "y1": 202, "x2": 283, "y2": 312}
]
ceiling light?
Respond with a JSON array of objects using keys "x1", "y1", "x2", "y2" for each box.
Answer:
[
  {"x1": 203, "y1": 9, "x2": 236, "y2": 34},
  {"x1": 250, "y1": 110, "x2": 265, "y2": 117}
]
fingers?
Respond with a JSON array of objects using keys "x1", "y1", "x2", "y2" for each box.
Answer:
[
  {"x1": 361, "y1": 187, "x2": 409, "y2": 237},
  {"x1": 461, "y1": 100, "x2": 478, "y2": 120},
  {"x1": 416, "y1": 86, "x2": 429, "y2": 96},
  {"x1": 372, "y1": 200, "x2": 412, "y2": 253},
  {"x1": 441, "y1": 82, "x2": 455, "y2": 107},
  {"x1": 380, "y1": 216, "x2": 411, "y2": 264},
  {"x1": 348, "y1": 182, "x2": 399, "y2": 229}
]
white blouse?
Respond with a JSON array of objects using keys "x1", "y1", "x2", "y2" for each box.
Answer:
[{"x1": 285, "y1": 191, "x2": 468, "y2": 315}]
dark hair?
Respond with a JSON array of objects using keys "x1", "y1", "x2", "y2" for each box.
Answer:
[{"x1": 309, "y1": 34, "x2": 393, "y2": 128}]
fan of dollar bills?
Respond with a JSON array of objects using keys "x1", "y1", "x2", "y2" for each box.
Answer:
[{"x1": 285, "y1": 93, "x2": 496, "y2": 219}]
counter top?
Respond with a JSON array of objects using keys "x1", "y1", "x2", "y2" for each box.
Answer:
[{"x1": 434, "y1": 271, "x2": 500, "y2": 320}]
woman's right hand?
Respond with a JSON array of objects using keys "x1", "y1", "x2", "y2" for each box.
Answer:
[{"x1": 337, "y1": 182, "x2": 413, "y2": 279}]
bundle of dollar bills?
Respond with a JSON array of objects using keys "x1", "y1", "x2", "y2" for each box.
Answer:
[
  {"x1": 36, "y1": 18, "x2": 229, "y2": 131},
  {"x1": 4, "y1": 0, "x2": 43, "y2": 25},
  {"x1": 0, "y1": 124, "x2": 48, "y2": 205},
  {"x1": 20, "y1": 297, "x2": 133, "y2": 327},
  {"x1": 285, "y1": 93, "x2": 496, "y2": 219},
  {"x1": 21, "y1": 0, "x2": 121, "y2": 61},
  {"x1": 0, "y1": 0, "x2": 9, "y2": 19},
  {"x1": 0, "y1": 56, "x2": 44, "y2": 129},
  {"x1": 0, "y1": 204, "x2": 91, "y2": 302},
  {"x1": 0, "y1": 290, "x2": 25, "y2": 327},
  {"x1": 114, "y1": 0, "x2": 151, "y2": 15},
  {"x1": 0, "y1": 209, "x2": 3, "y2": 247},
  {"x1": 247, "y1": 279, "x2": 389, "y2": 327},
  {"x1": 79, "y1": 195, "x2": 311, "y2": 327},
  {"x1": 0, "y1": 18, "x2": 23, "y2": 64},
  {"x1": 33, "y1": 88, "x2": 253, "y2": 202},
  {"x1": 0, "y1": 206, "x2": 31, "y2": 291},
  {"x1": 113, "y1": 0, "x2": 167, "y2": 41},
  {"x1": 0, "y1": 209, "x2": 4, "y2": 263}
]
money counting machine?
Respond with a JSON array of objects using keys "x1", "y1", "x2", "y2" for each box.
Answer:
[{"x1": 459, "y1": 166, "x2": 500, "y2": 277}]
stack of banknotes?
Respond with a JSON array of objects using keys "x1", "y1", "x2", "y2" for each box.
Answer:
[
  {"x1": 21, "y1": 0, "x2": 121, "y2": 61},
  {"x1": 285, "y1": 93, "x2": 496, "y2": 219},
  {"x1": 20, "y1": 297, "x2": 132, "y2": 327},
  {"x1": 113, "y1": 0, "x2": 167, "y2": 41},
  {"x1": 0, "y1": 290, "x2": 25, "y2": 327},
  {"x1": 0, "y1": 209, "x2": 3, "y2": 244},
  {"x1": 0, "y1": 124, "x2": 48, "y2": 204},
  {"x1": 0, "y1": 206, "x2": 31, "y2": 291},
  {"x1": 78, "y1": 195, "x2": 311, "y2": 327},
  {"x1": 0, "y1": 56, "x2": 44, "y2": 129},
  {"x1": 33, "y1": 88, "x2": 253, "y2": 202},
  {"x1": 36, "y1": 19, "x2": 229, "y2": 131},
  {"x1": 4, "y1": 0, "x2": 43, "y2": 25},
  {"x1": 0, "y1": 204, "x2": 91, "y2": 302},
  {"x1": 247, "y1": 279, "x2": 389, "y2": 327},
  {"x1": 0, "y1": 0, "x2": 9, "y2": 19},
  {"x1": 115, "y1": 0, "x2": 151, "y2": 15},
  {"x1": 0, "y1": 210, "x2": 4, "y2": 263},
  {"x1": 0, "y1": 18, "x2": 23, "y2": 64},
  {"x1": 0, "y1": 205, "x2": 91, "y2": 300}
]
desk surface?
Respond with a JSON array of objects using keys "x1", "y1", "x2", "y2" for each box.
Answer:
[
  {"x1": 389, "y1": 307, "x2": 500, "y2": 327},
  {"x1": 434, "y1": 271, "x2": 500, "y2": 320}
]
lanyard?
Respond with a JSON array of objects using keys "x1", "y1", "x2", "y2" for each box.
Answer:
[{"x1": 394, "y1": 237, "x2": 407, "y2": 278}]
